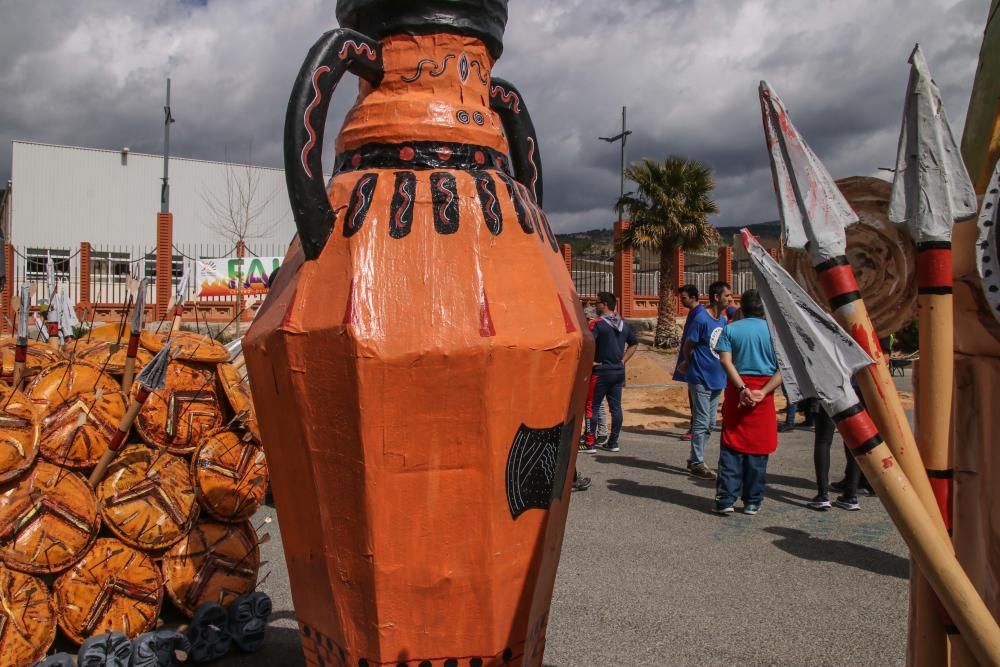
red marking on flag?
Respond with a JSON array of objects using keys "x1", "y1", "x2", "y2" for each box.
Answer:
[
  {"x1": 14, "y1": 346, "x2": 26, "y2": 363},
  {"x1": 126, "y1": 335, "x2": 140, "y2": 357},
  {"x1": 480, "y1": 290, "x2": 496, "y2": 337},
  {"x1": 917, "y1": 249, "x2": 953, "y2": 288},
  {"x1": 817, "y1": 264, "x2": 859, "y2": 300},
  {"x1": 342, "y1": 280, "x2": 356, "y2": 327},
  {"x1": 558, "y1": 295, "x2": 576, "y2": 333},
  {"x1": 881, "y1": 456, "x2": 894, "y2": 469},
  {"x1": 850, "y1": 323, "x2": 884, "y2": 363}
]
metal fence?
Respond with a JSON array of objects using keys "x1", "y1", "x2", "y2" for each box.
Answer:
[
  {"x1": 683, "y1": 251, "x2": 718, "y2": 295},
  {"x1": 731, "y1": 242, "x2": 756, "y2": 294},
  {"x1": 633, "y1": 247, "x2": 659, "y2": 296},
  {"x1": 571, "y1": 257, "x2": 613, "y2": 297},
  {"x1": 11, "y1": 242, "x2": 289, "y2": 308}
]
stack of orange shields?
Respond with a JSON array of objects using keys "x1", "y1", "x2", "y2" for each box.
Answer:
[
  {"x1": 76, "y1": 339, "x2": 154, "y2": 377},
  {"x1": 161, "y1": 520, "x2": 260, "y2": 617},
  {"x1": 0, "y1": 462, "x2": 100, "y2": 574},
  {"x1": 0, "y1": 386, "x2": 40, "y2": 485},
  {"x1": 0, "y1": 565, "x2": 57, "y2": 667},
  {"x1": 53, "y1": 537, "x2": 163, "y2": 644},
  {"x1": 192, "y1": 428, "x2": 268, "y2": 522},
  {"x1": 135, "y1": 362, "x2": 224, "y2": 456},
  {"x1": 140, "y1": 331, "x2": 229, "y2": 364},
  {"x1": 96, "y1": 444, "x2": 199, "y2": 552},
  {"x1": 27, "y1": 361, "x2": 127, "y2": 470}
]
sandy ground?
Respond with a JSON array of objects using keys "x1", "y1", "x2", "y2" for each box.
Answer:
[{"x1": 622, "y1": 345, "x2": 913, "y2": 433}]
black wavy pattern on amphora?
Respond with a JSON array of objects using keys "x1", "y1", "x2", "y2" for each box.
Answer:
[
  {"x1": 473, "y1": 172, "x2": 503, "y2": 235},
  {"x1": 495, "y1": 172, "x2": 533, "y2": 234},
  {"x1": 334, "y1": 141, "x2": 512, "y2": 175},
  {"x1": 431, "y1": 172, "x2": 460, "y2": 234},
  {"x1": 343, "y1": 173, "x2": 378, "y2": 237},
  {"x1": 401, "y1": 54, "x2": 454, "y2": 83},
  {"x1": 389, "y1": 171, "x2": 416, "y2": 239}
]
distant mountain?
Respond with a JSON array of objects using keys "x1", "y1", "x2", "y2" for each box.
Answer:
[{"x1": 556, "y1": 221, "x2": 781, "y2": 257}]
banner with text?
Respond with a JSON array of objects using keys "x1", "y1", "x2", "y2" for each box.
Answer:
[{"x1": 198, "y1": 256, "x2": 283, "y2": 298}]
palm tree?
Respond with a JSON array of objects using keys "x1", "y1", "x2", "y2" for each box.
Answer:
[{"x1": 616, "y1": 156, "x2": 720, "y2": 349}]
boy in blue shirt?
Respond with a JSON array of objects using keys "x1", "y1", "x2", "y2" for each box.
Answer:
[
  {"x1": 588, "y1": 291, "x2": 638, "y2": 452},
  {"x1": 677, "y1": 281, "x2": 731, "y2": 479}
]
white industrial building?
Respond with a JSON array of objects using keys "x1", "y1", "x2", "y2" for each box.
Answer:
[{"x1": 1, "y1": 140, "x2": 296, "y2": 303}]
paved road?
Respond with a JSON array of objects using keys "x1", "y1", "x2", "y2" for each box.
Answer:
[{"x1": 240, "y1": 377, "x2": 913, "y2": 667}]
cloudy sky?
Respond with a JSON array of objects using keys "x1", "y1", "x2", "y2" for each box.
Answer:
[{"x1": 0, "y1": 0, "x2": 991, "y2": 232}]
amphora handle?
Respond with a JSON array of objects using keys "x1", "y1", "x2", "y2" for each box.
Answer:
[
  {"x1": 490, "y1": 77, "x2": 544, "y2": 207},
  {"x1": 284, "y1": 29, "x2": 383, "y2": 260}
]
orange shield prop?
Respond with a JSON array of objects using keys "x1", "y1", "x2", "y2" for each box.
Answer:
[{"x1": 244, "y1": 2, "x2": 593, "y2": 665}]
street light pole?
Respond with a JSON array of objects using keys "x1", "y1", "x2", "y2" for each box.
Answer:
[
  {"x1": 599, "y1": 105, "x2": 632, "y2": 222},
  {"x1": 161, "y1": 78, "x2": 175, "y2": 214}
]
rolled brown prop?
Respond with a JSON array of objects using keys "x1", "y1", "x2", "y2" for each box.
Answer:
[
  {"x1": 832, "y1": 405, "x2": 1000, "y2": 666},
  {"x1": 0, "y1": 386, "x2": 40, "y2": 485},
  {"x1": 782, "y1": 176, "x2": 917, "y2": 337},
  {"x1": 192, "y1": 428, "x2": 267, "y2": 522}
]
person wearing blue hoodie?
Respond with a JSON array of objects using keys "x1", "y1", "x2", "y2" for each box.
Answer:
[
  {"x1": 673, "y1": 285, "x2": 703, "y2": 441},
  {"x1": 588, "y1": 291, "x2": 639, "y2": 452}
]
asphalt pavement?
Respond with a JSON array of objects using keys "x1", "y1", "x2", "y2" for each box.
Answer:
[{"x1": 240, "y1": 374, "x2": 914, "y2": 667}]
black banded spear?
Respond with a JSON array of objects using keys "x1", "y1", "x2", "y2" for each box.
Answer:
[
  {"x1": 44, "y1": 258, "x2": 60, "y2": 351},
  {"x1": 121, "y1": 278, "x2": 149, "y2": 392},
  {"x1": 89, "y1": 342, "x2": 171, "y2": 488},
  {"x1": 11, "y1": 283, "x2": 30, "y2": 391},
  {"x1": 744, "y1": 230, "x2": 1000, "y2": 665}
]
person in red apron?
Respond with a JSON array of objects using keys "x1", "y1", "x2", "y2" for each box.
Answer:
[{"x1": 711, "y1": 289, "x2": 782, "y2": 515}]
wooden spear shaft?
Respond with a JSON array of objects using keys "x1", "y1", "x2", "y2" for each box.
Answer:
[
  {"x1": 812, "y1": 257, "x2": 948, "y2": 534},
  {"x1": 813, "y1": 256, "x2": 956, "y2": 664},
  {"x1": 832, "y1": 404, "x2": 1000, "y2": 666},
  {"x1": 11, "y1": 344, "x2": 26, "y2": 393},
  {"x1": 88, "y1": 387, "x2": 150, "y2": 488},
  {"x1": 121, "y1": 333, "x2": 141, "y2": 393}
]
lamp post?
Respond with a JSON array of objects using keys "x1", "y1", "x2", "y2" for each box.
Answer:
[{"x1": 599, "y1": 106, "x2": 632, "y2": 222}]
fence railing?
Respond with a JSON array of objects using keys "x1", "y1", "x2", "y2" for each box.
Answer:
[
  {"x1": 563, "y1": 221, "x2": 777, "y2": 318},
  {"x1": 4, "y1": 240, "x2": 290, "y2": 331}
]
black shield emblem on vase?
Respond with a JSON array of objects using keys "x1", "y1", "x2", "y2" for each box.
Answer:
[{"x1": 505, "y1": 420, "x2": 574, "y2": 519}]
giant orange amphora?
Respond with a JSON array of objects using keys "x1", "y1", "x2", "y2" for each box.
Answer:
[{"x1": 244, "y1": 2, "x2": 594, "y2": 665}]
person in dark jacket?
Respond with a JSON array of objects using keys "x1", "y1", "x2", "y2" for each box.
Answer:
[{"x1": 588, "y1": 291, "x2": 638, "y2": 452}]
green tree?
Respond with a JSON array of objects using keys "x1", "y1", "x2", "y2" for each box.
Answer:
[{"x1": 616, "y1": 157, "x2": 720, "y2": 349}]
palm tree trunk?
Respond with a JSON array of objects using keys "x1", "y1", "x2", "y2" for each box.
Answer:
[{"x1": 654, "y1": 246, "x2": 680, "y2": 348}]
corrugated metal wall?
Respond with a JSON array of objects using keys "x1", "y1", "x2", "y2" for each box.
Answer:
[{"x1": 10, "y1": 141, "x2": 296, "y2": 249}]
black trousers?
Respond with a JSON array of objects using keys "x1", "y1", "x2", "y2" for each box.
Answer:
[{"x1": 813, "y1": 409, "x2": 862, "y2": 500}]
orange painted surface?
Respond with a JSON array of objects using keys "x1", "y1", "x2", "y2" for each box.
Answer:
[{"x1": 245, "y1": 31, "x2": 593, "y2": 667}]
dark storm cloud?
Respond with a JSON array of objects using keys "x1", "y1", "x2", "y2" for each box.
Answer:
[{"x1": 0, "y1": 0, "x2": 990, "y2": 232}]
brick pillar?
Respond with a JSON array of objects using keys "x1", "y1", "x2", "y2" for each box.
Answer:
[
  {"x1": 156, "y1": 213, "x2": 173, "y2": 319},
  {"x1": 718, "y1": 245, "x2": 733, "y2": 286},
  {"x1": 673, "y1": 247, "x2": 685, "y2": 315},
  {"x1": 79, "y1": 242, "x2": 91, "y2": 307},
  {"x1": 561, "y1": 243, "x2": 572, "y2": 273},
  {"x1": 613, "y1": 220, "x2": 634, "y2": 318},
  {"x1": 2, "y1": 244, "x2": 12, "y2": 335}
]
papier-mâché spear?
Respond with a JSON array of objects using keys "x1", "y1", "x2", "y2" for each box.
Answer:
[
  {"x1": 760, "y1": 79, "x2": 958, "y2": 661},
  {"x1": 168, "y1": 269, "x2": 190, "y2": 333},
  {"x1": 888, "y1": 47, "x2": 979, "y2": 663},
  {"x1": 744, "y1": 229, "x2": 1000, "y2": 665},
  {"x1": 44, "y1": 258, "x2": 60, "y2": 350},
  {"x1": 88, "y1": 342, "x2": 171, "y2": 488},
  {"x1": 12, "y1": 283, "x2": 30, "y2": 390},
  {"x1": 122, "y1": 278, "x2": 149, "y2": 391}
]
